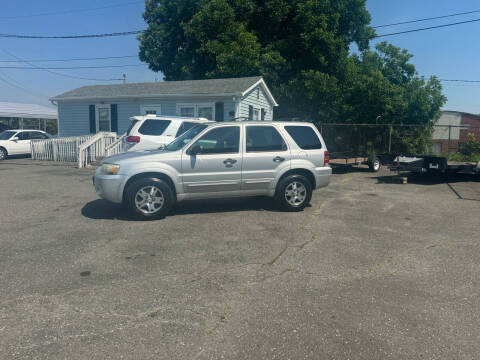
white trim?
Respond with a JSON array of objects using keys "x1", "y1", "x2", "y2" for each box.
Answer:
[
  {"x1": 176, "y1": 102, "x2": 215, "y2": 121},
  {"x1": 234, "y1": 99, "x2": 240, "y2": 120},
  {"x1": 241, "y1": 78, "x2": 278, "y2": 107},
  {"x1": 140, "y1": 104, "x2": 162, "y2": 115}
]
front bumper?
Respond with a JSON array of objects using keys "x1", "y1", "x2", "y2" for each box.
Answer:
[
  {"x1": 93, "y1": 172, "x2": 127, "y2": 204},
  {"x1": 314, "y1": 167, "x2": 332, "y2": 189}
]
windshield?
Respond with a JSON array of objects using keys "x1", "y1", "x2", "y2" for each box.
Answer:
[
  {"x1": 165, "y1": 124, "x2": 208, "y2": 151},
  {"x1": 0, "y1": 131, "x2": 16, "y2": 140}
]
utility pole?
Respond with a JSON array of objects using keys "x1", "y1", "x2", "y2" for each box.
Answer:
[{"x1": 122, "y1": 74, "x2": 126, "y2": 84}]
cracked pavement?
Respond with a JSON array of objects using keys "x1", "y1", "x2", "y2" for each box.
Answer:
[{"x1": 1, "y1": 159, "x2": 480, "y2": 359}]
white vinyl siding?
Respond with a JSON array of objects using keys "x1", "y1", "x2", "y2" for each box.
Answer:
[{"x1": 239, "y1": 86, "x2": 273, "y2": 121}]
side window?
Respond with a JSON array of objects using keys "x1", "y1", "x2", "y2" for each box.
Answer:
[
  {"x1": 176, "y1": 122, "x2": 198, "y2": 137},
  {"x1": 285, "y1": 126, "x2": 322, "y2": 150},
  {"x1": 18, "y1": 132, "x2": 30, "y2": 140},
  {"x1": 193, "y1": 126, "x2": 240, "y2": 154},
  {"x1": 138, "y1": 120, "x2": 171, "y2": 136},
  {"x1": 29, "y1": 132, "x2": 48, "y2": 140},
  {"x1": 246, "y1": 126, "x2": 287, "y2": 152}
]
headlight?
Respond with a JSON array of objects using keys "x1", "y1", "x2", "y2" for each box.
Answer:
[{"x1": 101, "y1": 163, "x2": 120, "y2": 175}]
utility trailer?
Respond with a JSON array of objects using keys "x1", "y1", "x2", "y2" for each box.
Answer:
[
  {"x1": 329, "y1": 152, "x2": 397, "y2": 172},
  {"x1": 389, "y1": 155, "x2": 480, "y2": 176}
]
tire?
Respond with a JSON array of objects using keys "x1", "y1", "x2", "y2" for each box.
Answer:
[
  {"x1": 275, "y1": 174, "x2": 312, "y2": 212},
  {"x1": 0, "y1": 147, "x2": 7, "y2": 161},
  {"x1": 124, "y1": 178, "x2": 175, "y2": 220},
  {"x1": 368, "y1": 156, "x2": 381, "y2": 172}
]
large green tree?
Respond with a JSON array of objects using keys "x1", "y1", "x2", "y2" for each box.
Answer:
[
  {"x1": 139, "y1": 0, "x2": 374, "y2": 114},
  {"x1": 139, "y1": 0, "x2": 446, "y2": 153}
]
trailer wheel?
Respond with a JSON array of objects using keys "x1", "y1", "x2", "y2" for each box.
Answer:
[{"x1": 368, "y1": 156, "x2": 381, "y2": 172}]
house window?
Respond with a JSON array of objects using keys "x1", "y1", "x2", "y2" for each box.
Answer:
[
  {"x1": 177, "y1": 103, "x2": 215, "y2": 120},
  {"x1": 253, "y1": 108, "x2": 260, "y2": 121},
  {"x1": 141, "y1": 105, "x2": 162, "y2": 116},
  {"x1": 256, "y1": 88, "x2": 260, "y2": 99},
  {"x1": 96, "y1": 105, "x2": 111, "y2": 132},
  {"x1": 180, "y1": 106, "x2": 195, "y2": 118}
]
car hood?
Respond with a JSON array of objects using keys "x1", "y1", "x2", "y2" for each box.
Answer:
[{"x1": 102, "y1": 149, "x2": 176, "y2": 164}]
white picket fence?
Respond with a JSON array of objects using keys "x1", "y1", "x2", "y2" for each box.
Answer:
[{"x1": 31, "y1": 132, "x2": 126, "y2": 168}]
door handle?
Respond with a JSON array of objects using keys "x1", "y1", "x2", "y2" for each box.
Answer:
[
  {"x1": 273, "y1": 156, "x2": 285, "y2": 162},
  {"x1": 223, "y1": 158, "x2": 237, "y2": 167}
]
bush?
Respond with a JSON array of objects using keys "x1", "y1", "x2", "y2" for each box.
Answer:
[{"x1": 459, "y1": 133, "x2": 480, "y2": 156}]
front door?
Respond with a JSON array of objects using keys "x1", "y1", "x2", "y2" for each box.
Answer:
[
  {"x1": 96, "y1": 105, "x2": 111, "y2": 132},
  {"x1": 242, "y1": 125, "x2": 291, "y2": 191},
  {"x1": 16, "y1": 131, "x2": 33, "y2": 154},
  {"x1": 181, "y1": 126, "x2": 242, "y2": 195}
]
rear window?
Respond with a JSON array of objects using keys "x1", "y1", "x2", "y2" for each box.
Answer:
[
  {"x1": 176, "y1": 122, "x2": 199, "y2": 137},
  {"x1": 138, "y1": 119, "x2": 171, "y2": 136},
  {"x1": 285, "y1": 126, "x2": 322, "y2": 150},
  {"x1": 126, "y1": 120, "x2": 139, "y2": 135},
  {"x1": 246, "y1": 126, "x2": 287, "y2": 152}
]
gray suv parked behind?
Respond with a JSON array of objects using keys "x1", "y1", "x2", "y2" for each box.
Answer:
[{"x1": 93, "y1": 121, "x2": 331, "y2": 220}]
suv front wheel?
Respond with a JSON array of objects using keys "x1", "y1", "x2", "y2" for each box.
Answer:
[
  {"x1": 275, "y1": 174, "x2": 312, "y2": 212},
  {"x1": 125, "y1": 178, "x2": 175, "y2": 220}
]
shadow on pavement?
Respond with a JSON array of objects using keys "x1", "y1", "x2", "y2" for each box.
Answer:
[
  {"x1": 81, "y1": 196, "x2": 282, "y2": 221},
  {"x1": 331, "y1": 165, "x2": 373, "y2": 174},
  {"x1": 374, "y1": 172, "x2": 480, "y2": 186}
]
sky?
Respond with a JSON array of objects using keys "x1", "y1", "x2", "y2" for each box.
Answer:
[{"x1": 0, "y1": 0, "x2": 479, "y2": 114}]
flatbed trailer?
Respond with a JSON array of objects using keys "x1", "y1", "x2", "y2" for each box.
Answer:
[
  {"x1": 329, "y1": 152, "x2": 397, "y2": 172},
  {"x1": 389, "y1": 155, "x2": 480, "y2": 175}
]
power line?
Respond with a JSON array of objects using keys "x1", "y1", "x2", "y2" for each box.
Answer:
[
  {"x1": 0, "y1": 30, "x2": 143, "y2": 39},
  {"x1": 0, "y1": 71, "x2": 50, "y2": 100},
  {"x1": 1, "y1": 50, "x2": 124, "y2": 81},
  {"x1": 440, "y1": 79, "x2": 480, "y2": 83},
  {"x1": 0, "y1": 55, "x2": 138, "y2": 63},
  {"x1": 0, "y1": 1, "x2": 144, "y2": 19},
  {"x1": 0, "y1": 64, "x2": 145, "y2": 70},
  {"x1": 375, "y1": 17, "x2": 480, "y2": 38},
  {"x1": 373, "y1": 9, "x2": 480, "y2": 28},
  {"x1": 2, "y1": 16, "x2": 479, "y2": 41}
]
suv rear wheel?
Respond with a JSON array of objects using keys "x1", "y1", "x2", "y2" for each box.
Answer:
[
  {"x1": 275, "y1": 174, "x2": 312, "y2": 211},
  {"x1": 125, "y1": 178, "x2": 175, "y2": 220}
]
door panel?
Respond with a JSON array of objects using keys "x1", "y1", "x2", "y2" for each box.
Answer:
[
  {"x1": 242, "y1": 125, "x2": 291, "y2": 191},
  {"x1": 181, "y1": 126, "x2": 242, "y2": 194},
  {"x1": 16, "y1": 132, "x2": 32, "y2": 154}
]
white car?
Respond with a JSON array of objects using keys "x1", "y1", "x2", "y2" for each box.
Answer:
[
  {"x1": 0, "y1": 129, "x2": 52, "y2": 160},
  {"x1": 125, "y1": 115, "x2": 213, "y2": 151}
]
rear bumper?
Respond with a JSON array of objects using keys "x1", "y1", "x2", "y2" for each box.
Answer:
[
  {"x1": 314, "y1": 167, "x2": 332, "y2": 189},
  {"x1": 93, "y1": 172, "x2": 126, "y2": 204}
]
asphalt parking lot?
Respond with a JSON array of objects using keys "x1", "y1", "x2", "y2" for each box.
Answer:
[{"x1": 1, "y1": 158, "x2": 480, "y2": 359}]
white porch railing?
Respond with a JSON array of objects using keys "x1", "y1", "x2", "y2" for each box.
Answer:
[
  {"x1": 105, "y1": 134, "x2": 126, "y2": 157},
  {"x1": 31, "y1": 135, "x2": 95, "y2": 162},
  {"x1": 78, "y1": 132, "x2": 118, "y2": 168},
  {"x1": 31, "y1": 132, "x2": 126, "y2": 168}
]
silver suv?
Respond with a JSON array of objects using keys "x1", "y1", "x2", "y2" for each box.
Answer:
[{"x1": 93, "y1": 121, "x2": 331, "y2": 219}]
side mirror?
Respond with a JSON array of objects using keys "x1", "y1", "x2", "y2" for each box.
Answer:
[
  {"x1": 158, "y1": 144, "x2": 167, "y2": 150},
  {"x1": 11, "y1": 137, "x2": 19, "y2": 141},
  {"x1": 187, "y1": 143, "x2": 202, "y2": 155}
]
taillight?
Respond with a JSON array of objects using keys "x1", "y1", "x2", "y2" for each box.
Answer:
[
  {"x1": 126, "y1": 136, "x2": 140, "y2": 143},
  {"x1": 324, "y1": 150, "x2": 330, "y2": 165}
]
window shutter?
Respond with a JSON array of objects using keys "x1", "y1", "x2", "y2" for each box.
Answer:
[
  {"x1": 248, "y1": 105, "x2": 253, "y2": 121},
  {"x1": 111, "y1": 104, "x2": 118, "y2": 132},
  {"x1": 215, "y1": 102, "x2": 224, "y2": 122},
  {"x1": 89, "y1": 105, "x2": 96, "y2": 133},
  {"x1": 261, "y1": 108, "x2": 266, "y2": 121}
]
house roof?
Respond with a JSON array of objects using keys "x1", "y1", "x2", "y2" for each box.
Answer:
[
  {"x1": 0, "y1": 102, "x2": 57, "y2": 119},
  {"x1": 51, "y1": 76, "x2": 278, "y2": 106}
]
